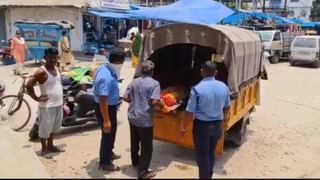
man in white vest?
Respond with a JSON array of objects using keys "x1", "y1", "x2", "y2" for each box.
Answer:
[{"x1": 26, "y1": 47, "x2": 64, "y2": 158}]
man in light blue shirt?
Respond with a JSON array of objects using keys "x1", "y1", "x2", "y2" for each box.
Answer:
[
  {"x1": 184, "y1": 61, "x2": 230, "y2": 179},
  {"x1": 94, "y1": 64, "x2": 119, "y2": 105},
  {"x1": 93, "y1": 47, "x2": 125, "y2": 172}
]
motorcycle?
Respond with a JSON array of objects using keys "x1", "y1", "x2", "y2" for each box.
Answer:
[
  {"x1": 28, "y1": 79, "x2": 96, "y2": 141},
  {"x1": 0, "y1": 39, "x2": 15, "y2": 65},
  {"x1": 28, "y1": 78, "x2": 123, "y2": 141}
]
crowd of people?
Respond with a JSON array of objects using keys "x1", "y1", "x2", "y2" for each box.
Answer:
[{"x1": 22, "y1": 42, "x2": 230, "y2": 179}]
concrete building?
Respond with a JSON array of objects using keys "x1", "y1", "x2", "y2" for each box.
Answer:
[
  {"x1": 0, "y1": 0, "x2": 100, "y2": 51},
  {"x1": 267, "y1": 0, "x2": 314, "y2": 20}
]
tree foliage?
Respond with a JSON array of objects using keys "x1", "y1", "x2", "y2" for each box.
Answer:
[{"x1": 310, "y1": 0, "x2": 320, "y2": 21}]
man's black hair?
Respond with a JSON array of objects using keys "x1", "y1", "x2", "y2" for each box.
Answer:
[
  {"x1": 201, "y1": 61, "x2": 217, "y2": 76},
  {"x1": 109, "y1": 47, "x2": 125, "y2": 64},
  {"x1": 44, "y1": 47, "x2": 59, "y2": 57}
]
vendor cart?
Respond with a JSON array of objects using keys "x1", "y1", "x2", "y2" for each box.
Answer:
[
  {"x1": 135, "y1": 23, "x2": 264, "y2": 155},
  {"x1": 14, "y1": 20, "x2": 74, "y2": 63}
]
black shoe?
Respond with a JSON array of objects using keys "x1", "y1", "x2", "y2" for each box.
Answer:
[
  {"x1": 132, "y1": 159, "x2": 139, "y2": 167},
  {"x1": 99, "y1": 163, "x2": 120, "y2": 172},
  {"x1": 138, "y1": 170, "x2": 156, "y2": 179},
  {"x1": 132, "y1": 162, "x2": 138, "y2": 168},
  {"x1": 111, "y1": 152, "x2": 121, "y2": 161}
]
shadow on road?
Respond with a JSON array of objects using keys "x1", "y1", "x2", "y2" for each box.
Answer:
[
  {"x1": 121, "y1": 164, "x2": 137, "y2": 178},
  {"x1": 82, "y1": 128, "x2": 254, "y2": 178},
  {"x1": 24, "y1": 62, "x2": 42, "y2": 68},
  {"x1": 27, "y1": 122, "x2": 100, "y2": 143},
  {"x1": 55, "y1": 122, "x2": 100, "y2": 140},
  {"x1": 130, "y1": 129, "x2": 255, "y2": 177},
  {"x1": 85, "y1": 158, "x2": 112, "y2": 178},
  {"x1": 288, "y1": 63, "x2": 319, "y2": 69}
]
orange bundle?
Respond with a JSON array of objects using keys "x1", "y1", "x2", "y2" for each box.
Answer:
[{"x1": 160, "y1": 92, "x2": 177, "y2": 107}]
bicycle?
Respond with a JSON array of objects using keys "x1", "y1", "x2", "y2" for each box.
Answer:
[{"x1": 0, "y1": 73, "x2": 31, "y2": 131}]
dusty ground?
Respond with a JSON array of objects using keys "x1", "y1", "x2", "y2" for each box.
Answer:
[{"x1": 1, "y1": 60, "x2": 320, "y2": 178}]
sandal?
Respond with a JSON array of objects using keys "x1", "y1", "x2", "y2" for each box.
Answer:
[
  {"x1": 40, "y1": 150, "x2": 53, "y2": 159},
  {"x1": 139, "y1": 170, "x2": 157, "y2": 179}
]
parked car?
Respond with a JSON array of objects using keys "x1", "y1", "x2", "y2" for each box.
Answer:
[
  {"x1": 289, "y1": 36, "x2": 320, "y2": 68},
  {"x1": 257, "y1": 30, "x2": 304, "y2": 64}
]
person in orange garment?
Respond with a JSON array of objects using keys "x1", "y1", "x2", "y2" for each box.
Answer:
[
  {"x1": 59, "y1": 31, "x2": 74, "y2": 72},
  {"x1": 11, "y1": 30, "x2": 28, "y2": 75}
]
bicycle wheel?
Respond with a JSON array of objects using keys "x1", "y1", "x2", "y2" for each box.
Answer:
[{"x1": 0, "y1": 95, "x2": 31, "y2": 131}]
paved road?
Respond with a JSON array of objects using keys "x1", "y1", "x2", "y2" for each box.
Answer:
[{"x1": 1, "y1": 60, "x2": 320, "y2": 178}]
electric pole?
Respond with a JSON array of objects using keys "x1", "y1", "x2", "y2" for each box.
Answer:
[
  {"x1": 284, "y1": 0, "x2": 288, "y2": 16},
  {"x1": 284, "y1": 0, "x2": 288, "y2": 10}
]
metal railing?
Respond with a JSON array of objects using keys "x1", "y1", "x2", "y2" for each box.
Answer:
[{"x1": 129, "y1": 0, "x2": 177, "y2": 7}]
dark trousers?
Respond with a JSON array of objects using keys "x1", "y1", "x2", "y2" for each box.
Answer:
[
  {"x1": 193, "y1": 120, "x2": 222, "y2": 179},
  {"x1": 95, "y1": 103, "x2": 118, "y2": 165},
  {"x1": 129, "y1": 123, "x2": 153, "y2": 175}
]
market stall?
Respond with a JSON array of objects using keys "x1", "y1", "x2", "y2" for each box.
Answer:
[
  {"x1": 14, "y1": 20, "x2": 74, "y2": 63},
  {"x1": 82, "y1": 8, "x2": 140, "y2": 55},
  {"x1": 129, "y1": 0, "x2": 234, "y2": 25}
]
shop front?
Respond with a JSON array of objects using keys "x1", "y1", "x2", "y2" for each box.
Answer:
[
  {"x1": 0, "y1": 8, "x2": 6, "y2": 43},
  {"x1": 5, "y1": 7, "x2": 83, "y2": 51},
  {"x1": 82, "y1": 0, "x2": 140, "y2": 55}
]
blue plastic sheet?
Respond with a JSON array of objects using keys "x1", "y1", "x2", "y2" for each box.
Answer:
[
  {"x1": 129, "y1": 0, "x2": 234, "y2": 25},
  {"x1": 290, "y1": 18, "x2": 317, "y2": 28},
  {"x1": 222, "y1": 10, "x2": 251, "y2": 25},
  {"x1": 88, "y1": 10, "x2": 132, "y2": 19}
]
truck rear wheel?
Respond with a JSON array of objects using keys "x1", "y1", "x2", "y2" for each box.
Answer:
[
  {"x1": 270, "y1": 53, "x2": 280, "y2": 64},
  {"x1": 289, "y1": 60, "x2": 295, "y2": 66},
  {"x1": 232, "y1": 118, "x2": 248, "y2": 147},
  {"x1": 313, "y1": 60, "x2": 320, "y2": 68},
  {"x1": 225, "y1": 117, "x2": 249, "y2": 147}
]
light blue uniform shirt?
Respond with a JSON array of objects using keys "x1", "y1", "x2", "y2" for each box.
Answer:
[
  {"x1": 93, "y1": 64, "x2": 119, "y2": 106},
  {"x1": 186, "y1": 77, "x2": 230, "y2": 121}
]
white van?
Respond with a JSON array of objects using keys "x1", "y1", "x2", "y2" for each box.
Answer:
[
  {"x1": 257, "y1": 30, "x2": 283, "y2": 64},
  {"x1": 257, "y1": 30, "x2": 304, "y2": 64},
  {"x1": 289, "y1": 36, "x2": 320, "y2": 68}
]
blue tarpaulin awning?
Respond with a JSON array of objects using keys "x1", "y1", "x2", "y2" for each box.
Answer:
[
  {"x1": 129, "y1": 0, "x2": 234, "y2": 25},
  {"x1": 290, "y1": 18, "x2": 317, "y2": 28},
  {"x1": 222, "y1": 11, "x2": 296, "y2": 26},
  {"x1": 251, "y1": 12, "x2": 295, "y2": 25},
  {"x1": 222, "y1": 9, "x2": 251, "y2": 25},
  {"x1": 290, "y1": 18, "x2": 305, "y2": 24},
  {"x1": 88, "y1": 8, "x2": 144, "y2": 19}
]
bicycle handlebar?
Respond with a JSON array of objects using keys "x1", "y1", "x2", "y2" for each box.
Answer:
[{"x1": 19, "y1": 73, "x2": 31, "y2": 79}]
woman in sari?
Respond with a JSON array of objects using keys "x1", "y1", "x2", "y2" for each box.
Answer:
[
  {"x1": 11, "y1": 30, "x2": 28, "y2": 75},
  {"x1": 131, "y1": 32, "x2": 142, "y2": 68}
]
